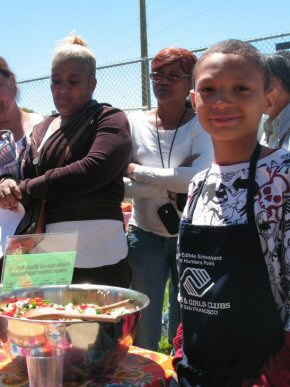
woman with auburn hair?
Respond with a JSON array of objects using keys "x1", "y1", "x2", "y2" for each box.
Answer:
[
  {"x1": 0, "y1": 35, "x2": 132, "y2": 286},
  {"x1": 124, "y1": 47, "x2": 214, "y2": 350}
]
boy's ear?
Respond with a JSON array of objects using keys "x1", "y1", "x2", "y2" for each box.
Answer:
[
  {"x1": 264, "y1": 77, "x2": 281, "y2": 115},
  {"x1": 90, "y1": 77, "x2": 97, "y2": 93},
  {"x1": 190, "y1": 90, "x2": 196, "y2": 111},
  {"x1": 265, "y1": 85, "x2": 277, "y2": 115}
]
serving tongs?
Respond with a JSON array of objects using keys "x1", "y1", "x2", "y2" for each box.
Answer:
[{"x1": 23, "y1": 299, "x2": 134, "y2": 322}]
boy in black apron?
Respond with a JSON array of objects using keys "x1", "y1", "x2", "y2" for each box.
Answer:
[{"x1": 173, "y1": 39, "x2": 290, "y2": 386}]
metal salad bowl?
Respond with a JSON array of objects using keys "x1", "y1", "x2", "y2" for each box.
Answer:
[{"x1": 0, "y1": 284, "x2": 149, "y2": 380}]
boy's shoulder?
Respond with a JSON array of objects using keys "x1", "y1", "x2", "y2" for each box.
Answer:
[
  {"x1": 258, "y1": 148, "x2": 290, "y2": 169},
  {"x1": 190, "y1": 167, "x2": 210, "y2": 190}
]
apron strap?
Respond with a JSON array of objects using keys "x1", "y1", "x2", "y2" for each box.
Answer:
[
  {"x1": 246, "y1": 142, "x2": 261, "y2": 226},
  {"x1": 188, "y1": 142, "x2": 261, "y2": 224}
]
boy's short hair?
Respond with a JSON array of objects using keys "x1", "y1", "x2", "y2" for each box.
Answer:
[
  {"x1": 266, "y1": 51, "x2": 290, "y2": 93},
  {"x1": 193, "y1": 39, "x2": 271, "y2": 90}
]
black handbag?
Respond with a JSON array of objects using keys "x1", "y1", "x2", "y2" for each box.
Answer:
[
  {"x1": 15, "y1": 200, "x2": 45, "y2": 235},
  {"x1": 158, "y1": 202, "x2": 180, "y2": 235}
]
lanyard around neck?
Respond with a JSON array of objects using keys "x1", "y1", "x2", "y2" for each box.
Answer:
[{"x1": 155, "y1": 109, "x2": 186, "y2": 168}]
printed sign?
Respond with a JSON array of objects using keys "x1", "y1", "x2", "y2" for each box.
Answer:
[
  {"x1": 1, "y1": 251, "x2": 76, "y2": 292},
  {"x1": 1, "y1": 232, "x2": 78, "y2": 292}
]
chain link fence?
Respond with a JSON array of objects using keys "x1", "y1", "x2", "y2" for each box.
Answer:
[{"x1": 18, "y1": 32, "x2": 290, "y2": 116}]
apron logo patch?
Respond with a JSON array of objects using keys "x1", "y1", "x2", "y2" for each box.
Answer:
[{"x1": 181, "y1": 268, "x2": 214, "y2": 297}]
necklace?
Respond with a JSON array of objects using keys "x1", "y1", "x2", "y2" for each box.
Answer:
[{"x1": 155, "y1": 108, "x2": 186, "y2": 168}]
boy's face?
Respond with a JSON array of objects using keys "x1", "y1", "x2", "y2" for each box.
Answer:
[{"x1": 191, "y1": 53, "x2": 270, "y2": 143}]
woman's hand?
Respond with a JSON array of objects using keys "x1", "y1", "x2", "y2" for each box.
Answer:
[
  {"x1": 0, "y1": 179, "x2": 22, "y2": 210},
  {"x1": 127, "y1": 163, "x2": 138, "y2": 179},
  {"x1": 179, "y1": 154, "x2": 200, "y2": 167}
]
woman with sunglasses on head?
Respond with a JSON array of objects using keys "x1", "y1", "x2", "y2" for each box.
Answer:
[
  {"x1": 124, "y1": 47, "x2": 214, "y2": 351},
  {"x1": 0, "y1": 57, "x2": 43, "y2": 259}
]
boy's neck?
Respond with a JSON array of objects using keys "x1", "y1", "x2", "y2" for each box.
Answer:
[{"x1": 213, "y1": 137, "x2": 263, "y2": 165}]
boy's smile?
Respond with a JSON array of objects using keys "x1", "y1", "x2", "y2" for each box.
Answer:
[
  {"x1": 209, "y1": 113, "x2": 242, "y2": 127},
  {"x1": 191, "y1": 53, "x2": 270, "y2": 144}
]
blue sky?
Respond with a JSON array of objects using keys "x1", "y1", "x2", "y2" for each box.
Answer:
[{"x1": 1, "y1": 0, "x2": 290, "y2": 81}]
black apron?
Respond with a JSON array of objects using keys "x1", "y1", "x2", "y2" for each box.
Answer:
[{"x1": 177, "y1": 144, "x2": 284, "y2": 386}]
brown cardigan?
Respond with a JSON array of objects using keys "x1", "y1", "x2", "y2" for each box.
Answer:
[{"x1": 19, "y1": 101, "x2": 132, "y2": 225}]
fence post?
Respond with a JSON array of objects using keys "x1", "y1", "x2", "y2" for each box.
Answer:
[
  {"x1": 140, "y1": 0, "x2": 149, "y2": 110},
  {"x1": 145, "y1": 57, "x2": 151, "y2": 110}
]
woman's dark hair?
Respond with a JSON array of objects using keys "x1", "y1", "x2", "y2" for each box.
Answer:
[
  {"x1": 193, "y1": 39, "x2": 271, "y2": 89},
  {"x1": 151, "y1": 47, "x2": 197, "y2": 75},
  {"x1": 266, "y1": 51, "x2": 290, "y2": 93},
  {"x1": 0, "y1": 56, "x2": 13, "y2": 78},
  {"x1": 0, "y1": 56, "x2": 18, "y2": 97}
]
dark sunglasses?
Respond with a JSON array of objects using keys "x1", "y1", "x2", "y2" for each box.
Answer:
[{"x1": 0, "y1": 69, "x2": 11, "y2": 78}]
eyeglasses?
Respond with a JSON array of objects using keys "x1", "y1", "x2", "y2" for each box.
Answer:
[{"x1": 150, "y1": 72, "x2": 191, "y2": 83}]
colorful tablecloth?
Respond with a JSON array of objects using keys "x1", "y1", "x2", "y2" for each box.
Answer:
[{"x1": 0, "y1": 346, "x2": 175, "y2": 386}]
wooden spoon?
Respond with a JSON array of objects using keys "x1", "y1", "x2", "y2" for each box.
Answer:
[
  {"x1": 23, "y1": 308, "x2": 121, "y2": 322},
  {"x1": 23, "y1": 299, "x2": 134, "y2": 322},
  {"x1": 97, "y1": 299, "x2": 134, "y2": 312}
]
